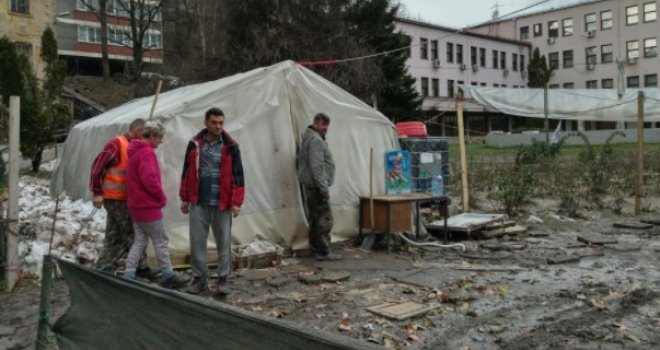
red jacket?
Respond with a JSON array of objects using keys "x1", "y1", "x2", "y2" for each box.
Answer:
[
  {"x1": 127, "y1": 139, "x2": 167, "y2": 222},
  {"x1": 179, "y1": 130, "x2": 245, "y2": 210}
]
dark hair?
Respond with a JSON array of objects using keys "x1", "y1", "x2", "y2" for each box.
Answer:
[
  {"x1": 128, "y1": 118, "x2": 146, "y2": 131},
  {"x1": 205, "y1": 108, "x2": 225, "y2": 120},
  {"x1": 313, "y1": 113, "x2": 330, "y2": 124}
]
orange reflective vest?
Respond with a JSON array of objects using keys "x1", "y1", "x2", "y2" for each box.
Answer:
[{"x1": 102, "y1": 135, "x2": 129, "y2": 200}]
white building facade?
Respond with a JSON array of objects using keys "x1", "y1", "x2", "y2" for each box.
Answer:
[
  {"x1": 395, "y1": 18, "x2": 532, "y2": 135},
  {"x1": 469, "y1": 0, "x2": 659, "y2": 129}
]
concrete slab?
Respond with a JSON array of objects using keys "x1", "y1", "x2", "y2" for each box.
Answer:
[
  {"x1": 577, "y1": 234, "x2": 618, "y2": 245},
  {"x1": 612, "y1": 222, "x2": 653, "y2": 230},
  {"x1": 322, "y1": 272, "x2": 351, "y2": 283}
]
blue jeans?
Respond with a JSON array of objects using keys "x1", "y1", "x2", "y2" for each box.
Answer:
[{"x1": 189, "y1": 204, "x2": 232, "y2": 282}]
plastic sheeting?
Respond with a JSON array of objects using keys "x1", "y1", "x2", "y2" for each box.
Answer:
[
  {"x1": 53, "y1": 258, "x2": 376, "y2": 350},
  {"x1": 51, "y1": 61, "x2": 398, "y2": 252},
  {"x1": 461, "y1": 86, "x2": 660, "y2": 121}
]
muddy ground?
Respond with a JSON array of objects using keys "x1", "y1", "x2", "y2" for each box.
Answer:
[{"x1": 2, "y1": 198, "x2": 660, "y2": 349}]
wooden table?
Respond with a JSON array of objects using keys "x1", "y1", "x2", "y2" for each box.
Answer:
[{"x1": 358, "y1": 194, "x2": 450, "y2": 252}]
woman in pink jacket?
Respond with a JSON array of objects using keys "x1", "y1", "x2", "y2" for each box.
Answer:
[{"x1": 123, "y1": 121, "x2": 188, "y2": 289}]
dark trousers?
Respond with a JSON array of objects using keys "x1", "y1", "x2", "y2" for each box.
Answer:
[
  {"x1": 96, "y1": 199, "x2": 148, "y2": 271},
  {"x1": 304, "y1": 186, "x2": 334, "y2": 255}
]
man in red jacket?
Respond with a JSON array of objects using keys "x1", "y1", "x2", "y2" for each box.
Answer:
[
  {"x1": 179, "y1": 108, "x2": 245, "y2": 295},
  {"x1": 89, "y1": 118, "x2": 157, "y2": 278}
]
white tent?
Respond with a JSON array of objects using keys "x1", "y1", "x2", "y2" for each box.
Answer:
[
  {"x1": 51, "y1": 60, "x2": 398, "y2": 252},
  {"x1": 461, "y1": 86, "x2": 660, "y2": 121}
]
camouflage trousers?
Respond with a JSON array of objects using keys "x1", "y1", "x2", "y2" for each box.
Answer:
[
  {"x1": 96, "y1": 199, "x2": 148, "y2": 271},
  {"x1": 304, "y1": 186, "x2": 334, "y2": 255}
]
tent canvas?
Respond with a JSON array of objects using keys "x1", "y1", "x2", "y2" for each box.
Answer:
[
  {"x1": 461, "y1": 86, "x2": 660, "y2": 121},
  {"x1": 51, "y1": 60, "x2": 398, "y2": 253}
]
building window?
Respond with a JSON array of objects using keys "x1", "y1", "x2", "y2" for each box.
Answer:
[
  {"x1": 143, "y1": 33, "x2": 162, "y2": 49},
  {"x1": 562, "y1": 18, "x2": 573, "y2": 36},
  {"x1": 480, "y1": 82, "x2": 487, "y2": 87},
  {"x1": 77, "y1": 0, "x2": 100, "y2": 11},
  {"x1": 431, "y1": 78, "x2": 439, "y2": 97},
  {"x1": 586, "y1": 80, "x2": 598, "y2": 89},
  {"x1": 627, "y1": 76, "x2": 640, "y2": 88},
  {"x1": 533, "y1": 23, "x2": 542, "y2": 37},
  {"x1": 500, "y1": 51, "x2": 506, "y2": 69},
  {"x1": 645, "y1": 74, "x2": 658, "y2": 87},
  {"x1": 479, "y1": 48, "x2": 486, "y2": 67},
  {"x1": 549, "y1": 84, "x2": 560, "y2": 89},
  {"x1": 492, "y1": 50, "x2": 498, "y2": 68},
  {"x1": 494, "y1": 84, "x2": 499, "y2": 87},
  {"x1": 456, "y1": 44, "x2": 464, "y2": 64},
  {"x1": 601, "y1": 78, "x2": 614, "y2": 89},
  {"x1": 548, "y1": 20, "x2": 559, "y2": 37},
  {"x1": 14, "y1": 42, "x2": 32, "y2": 57},
  {"x1": 501, "y1": 84, "x2": 507, "y2": 87},
  {"x1": 447, "y1": 42, "x2": 454, "y2": 63},
  {"x1": 644, "y1": 2, "x2": 657, "y2": 22},
  {"x1": 430, "y1": 40, "x2": 438, "y2": 60},
  {"x1": 10, "y1": 0, "x2": 29, "y2": 14},
  {"x1": 421, "y1": 78, "x2": 429, "y2": 96},
  {"x1": 627, "y1": 40, "x2": 640, "y2": 60},
  {"x1": 586, "y1": 46, "x2": 597, "y2": 65},
  {"x1": 627, "y1": 5, "x2": 639, "y2": 25},
  {"x1": 585, "y1": 13, "x2": 597, "y2": 31},
  {"x1": 420, "y1": 38, "x2": 428, "y2": 60},
  {"x1": 78, "y1": 25, "x2": 102, "y2": 43},
  {"x1": 644, "y1": 38, "x2": 657, "y2": 58},
  {"x1": 601, "y1": 10, "x2": 613, "y2": 30},
  {"x1": 601, "y1": 44, "x2": 613, "y2": 63},
  {"x1": 562, "y1": 50, "x2": 573, "y2": 68},
  {"x1": 548, "y1": 52, "x2": 559, "y2": 69},
  {"x1": 563, "y1": 82, "x2": 575, "y2": 89},
  {"x1": 520, "y1": 54, "x2": 525, "y2": 72},
  {"x1": 471, "y1": 82, "x2": 478, "y2": 86},
  {"x1": 470, "y1": 46, "x2": 477, "y2": 66},
  {"x1": 520, "y1": 26, "x2": 529, "y2": 40},
  {"x1": 448, "y1": 80, "x2": 455, "y2": 98},
  {"x1": 513, "y1": 53, "x2": 518, "y2": 71},
  {"x1": 109, "y1": 28, "x2": 131, "y2": 46}
]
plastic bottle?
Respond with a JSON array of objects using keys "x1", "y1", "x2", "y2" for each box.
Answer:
[{"x1": 431, "y1": 174, "x2": 444, "y2": 196}]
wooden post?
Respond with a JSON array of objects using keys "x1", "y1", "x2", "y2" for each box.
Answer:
[
  {"x1": 6, "y1": 96, "x2": 20, "y2": 292},
  {"x1": 369, "y1": 148, "x2": 374, "y2": 230},
  {"x1": 456, "y1": 95, "x2": 469, "y2": 212},
  {"x1": 148, "y1": 80, "x2": 163, "y2": 120},
  {"x1": 35, "y1": 255, "x2": 54, "y2": 350},
  {"x1": 635, "y1": 90, "x2": 644, "y2": 215}
]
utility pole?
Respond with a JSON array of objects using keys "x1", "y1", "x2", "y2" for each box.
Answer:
[
  {"x1": 6, "y1": 96, "x2": 20, "y2": 292},
  {"x1": 635, "y1": 91, "x2": 644, "y2": 215}
]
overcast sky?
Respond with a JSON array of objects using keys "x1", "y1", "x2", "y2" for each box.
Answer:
[{"x1": 398, "y1": 0, "x2": 590, "y2": 28}]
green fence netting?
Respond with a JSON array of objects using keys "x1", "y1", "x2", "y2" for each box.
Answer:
[{"x1": 53, "y1": 259, "x2": 376, "y2": 350}]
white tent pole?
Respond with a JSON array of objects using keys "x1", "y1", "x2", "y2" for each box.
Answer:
[
  {"x1": 635, "y1": 90, "x2": 644, "y2": 215},
  {"x1": 6, "y1": 96, "x2": 20, "y2": 292}
]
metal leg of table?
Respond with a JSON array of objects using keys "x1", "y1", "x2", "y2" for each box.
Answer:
[{"x1": 415, "y1": 201, "x2": 421, "y2": 240}]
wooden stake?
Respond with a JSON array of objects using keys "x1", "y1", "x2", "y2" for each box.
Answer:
[
  {"x1": 148, "y1": 80, "x2": 163, "y2": 120},
  {"x1": 35, "y1": 255, "x2": 54, "y2": 350},
  {"x1": 369, "y1": 148, "x2": 374, "y2": 230},
  {"x1": 456, "y1": 96, "x2": 469, "y2": 212},
  {"x1": 635, "y1": 90, "x2": 644, "y2": 215},
  {"x1": 6, "y1": 96, "x2": 20, "y2": 292}
]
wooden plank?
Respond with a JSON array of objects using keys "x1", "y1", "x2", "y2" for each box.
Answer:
[
  {"x1": 367, "y1": 301, "x2": 433, "y2": 321},
  {"x1": 484, "y1": 220, "x2": 516, "y2": 230},
  {"x1": 612, "y1": 222, "x2": 653, "y2": 230},
  {"x1": 640, "y1": 219, "x2": 660, "y2": 225},
  {"x1": 480, "y1": 224, "x2": 527, "y2": 239}
]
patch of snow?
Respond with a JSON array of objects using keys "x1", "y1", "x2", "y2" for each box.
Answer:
[
  {"x1": 39, "y1": 159, "x2": 59, "y2": 172},
  {"x1": 14, "y1": 175, "x2": 106, "y2": 279}
]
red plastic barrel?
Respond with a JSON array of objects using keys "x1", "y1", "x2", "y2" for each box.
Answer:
[{"x1": 396, "y1": 121, "x2": 427, "y2": 137}]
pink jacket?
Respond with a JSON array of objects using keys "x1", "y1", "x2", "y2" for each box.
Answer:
[{"x1": 127, "y1": 139, "x2": 166, "y2": 222}]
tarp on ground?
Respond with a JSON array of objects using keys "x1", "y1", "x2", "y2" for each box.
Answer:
[
  {"x1": 460, "y1": 86, "x2": 660, "y2": 121},
  {"x1": 53, "y1": 258, "x2": 376, "y2": 350},
  {"x1": 50, "y1": 60, "x2": 398, "y2": 252}
]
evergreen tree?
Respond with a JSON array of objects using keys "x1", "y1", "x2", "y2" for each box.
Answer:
[
  {"x1": 0, "y1": 38, "x2": 25, "y2": 105},
  {"x1": 527, "y1": 47, "x2": 554, "y2": 88},
  {"x1": 19, "y1": 28, "x2": 69, "y2": 172},
  {"x1": 346, "y1": 0, "x2": 422, "y2": 120}
]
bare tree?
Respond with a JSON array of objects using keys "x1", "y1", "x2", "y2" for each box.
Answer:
[{"x1": 79, "y1": 0, "x2": 111, "y2": 80}]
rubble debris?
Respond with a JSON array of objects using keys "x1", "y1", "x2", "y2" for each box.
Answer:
[
  {"x1": 603, "y1": 243, "x2": 642, "y2": 252},
  {"x1": 577, "y1": 234, "x2": 618, "y2": 245},
  {"x1": 527, "y1": 215, "x2": 544, "y2": 224},
  {"x1": 612, "y1": 222, "x2": 654, "y2": 230},
  {"x1": 639, "y1": 219, "x2": 660, "y2": 225},
  {"x1": 265, "y1": 276, "x2": 291, "y2": 287},
  {"x1": 298, "y1": 272, "x2": 324, "y2": 285},
  {"x1": 367, "y1": 301, "x2": 435, "y2": 321},
  {"x1": 480, "y1": 224, "x2": 527, "y2": 239},
  {"x1": 322, "y1": 272, "x2": 351, "y2": 283},
  {"x1": 547, "y1": 255, "x2": 581, "y2": 264}
]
